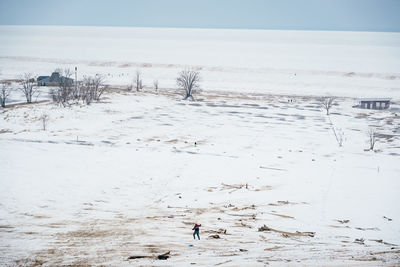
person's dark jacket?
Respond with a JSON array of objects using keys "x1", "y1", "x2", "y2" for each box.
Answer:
[{"x1": 192, "y1": 224, "x2": 201, "y2": 230}]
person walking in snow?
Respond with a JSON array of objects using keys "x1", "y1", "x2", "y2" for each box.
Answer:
[{"x1": 192, "y1": 222, "x2": 201, "y2": 240}]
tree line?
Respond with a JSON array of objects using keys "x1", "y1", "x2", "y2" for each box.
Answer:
[{"x1": 0, "y1": 68, "x2": 201, "y2": 108}]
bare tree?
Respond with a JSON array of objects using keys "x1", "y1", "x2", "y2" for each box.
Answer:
[
  {"x1": 367, "y1": 128, "x2": 377, "y2": 150},
  {"x1": 91, "y1": 74, "x2": 108, "y2": 101},
  {"x1": 54, "y1": 68, "x2": 63, "y2": 74},
  {"x1": 321, "y1": 97, "x2": 335, "y2": 115},
  {"x1": 19, "y1": 73, "x2": 38, "y2": 103},
  {"x1": 176, "y1": 69, "x2": 201, "y2": 100},
  {"x1": 153, "y1": 79, "x2": 158, "y2": 91},
  {"x1": 49, "y1": 69, "x2": 74, "y2": 106},
  {"x1": 135, "y1": 70, "x2": 143, "y2": 91},
  {"x1": 81, "y1": 74, "x2": 108, "y2": 104},
  {"x1": 59, "y1": 69, "x2": 74, "y2": 105},
  {"x1": 0, "y1": 81, "x2": 12, "y2": 108}
]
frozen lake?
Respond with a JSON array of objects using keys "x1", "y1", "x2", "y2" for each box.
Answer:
[{"x1": 0, "y1": 25, "x2": 399, "y2": 98}]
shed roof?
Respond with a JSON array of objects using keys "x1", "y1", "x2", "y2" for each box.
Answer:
[
  {"x1": 37, "y1": 76, "x2": 49, "y2": 81},
  {"x1": 39, "y1": 77, "x2": 51, "y2": 83},
  {"x1": 355, "y1": 98, "x2": 391, "y2": 102}
]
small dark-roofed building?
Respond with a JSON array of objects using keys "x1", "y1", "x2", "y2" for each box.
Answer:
[
  {"x1": 354, "y1": 98, "x2": 391, "y2": 110},
  {"x1": 37, "y1": 72, "x2": 74, "y2": 86},
  {"x1": 37, "y1": 76, "x2": 49, "y2": 82}
]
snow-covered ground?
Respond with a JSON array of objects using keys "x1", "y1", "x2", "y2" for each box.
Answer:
[
  {"x1": 1, "y1": 89, "x2": 399, "y2": 266},
  {"x1": 0, "y1": 26, "x2": 400, "y2": 266}
]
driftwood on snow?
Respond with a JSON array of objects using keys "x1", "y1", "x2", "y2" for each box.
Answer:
[
  {"x1": 258, "y1": 224, "x2": 315, "y2": 237},
  {"x1": 128, "y1": 251, "x2": 171, "y2": 261}
]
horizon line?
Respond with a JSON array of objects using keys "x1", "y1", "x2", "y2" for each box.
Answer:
[{"x1": 1, "y1": 24, "x2": 399, "y2": 34}]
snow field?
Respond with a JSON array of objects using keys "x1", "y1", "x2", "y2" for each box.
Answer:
[{"x1": 1, "y1": 89, "x2": 399, "y2": 265}]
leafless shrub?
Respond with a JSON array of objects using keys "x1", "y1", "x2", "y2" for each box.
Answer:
[
  {"x1": 0, "y1": 81, "x2": 12, "y2": 108},
  {"x1": 135, "y1": 70, "x2": 143, "y2": 91},
  {"x1": 321, "y1": 97, "x2": 335, "y2": 115},
  {"x1": 49, "y1": 88, "x2": 59, "y2": 104},
  {"x1": 72, "y1": 73, "x2": 80, "y2": 100},
  {"x1": 176, "y1": 69, "x2": 200, "y2": 100},
  {"x1": 80, "y1": 83, "x2": 91, "y2": 105},
  {"x1": 327, "y1": 115, "x2": 345, "y2": 147},
  {"x1": 19, "y1": 73, "x2": 38, "y2": 103},
  {"x1": 41, "y1": 114, "x2": 49, "y2": 131},
  {"x1": 334, "y1": 127, "x2": 345, "y2": 147},
  {"x1": 154, "y1": 79, "x2": 158, "y2": 91},
  {"x1": 367, "y1": 128, "x2": 377, "y2": 150}
]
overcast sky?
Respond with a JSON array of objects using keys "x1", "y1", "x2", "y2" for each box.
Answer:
[{"x1": 0, "y1": 0, "x2": 399, "y2": 32}]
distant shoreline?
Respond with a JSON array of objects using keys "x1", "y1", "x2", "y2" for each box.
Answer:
[{"x1": 1, "y1": 24, "x2": 400, "y2": 34}]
